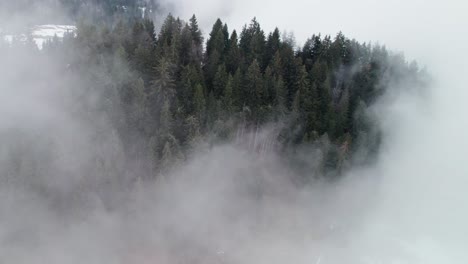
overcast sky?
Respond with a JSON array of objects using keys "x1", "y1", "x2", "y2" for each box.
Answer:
[
  {"x1": 163, "y1": 1, "x2": 468, "y2": 262},
  {"x1": 1, "y1": 1, "x2": 468, "y2": 263},
  {"x1": 164, "y1": 0, "x2": 466, "y2": 65}
]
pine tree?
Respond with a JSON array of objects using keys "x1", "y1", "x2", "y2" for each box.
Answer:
[
  {"x1": 189, "y1": 14, "x2": 204, "y2": 64},
  {"x1": 185, "y1": 115, "x2": 202, "y2": 150},
  {"x1": 274, "y1": 76, "x2": 287, "y2": 118},
  {"x1": 263, "y1": 66, "x2": 276, "y2": 105},
  {"x1": 239, "y1": 17, "x2": 266, "y2": 66},
  {"x1": 128, "y1": 77, "x2": 147, "y2": 129},
  {"x1": 193, "y1": 83, "x2": 206, "y2": 123},
  {"x1": 152, "y1": 58, "x2": 176, "y2": 98},
  {"x1": 264, "y1": 27, "x2": 281, "y2": 69},
  {"x1": 179, "y1": 24, "x2": 193, "y2": 66},
  {"x1": 222, "y1": 74, "x2": 234, "y2": 116},
  {"x1": 232, "y1": 68, "x2": 243, "y2": 111},
  {"x1": 189, "y1": 15, "x2": 203, "y2": 46},
  {"x1": 280, "y1": 44, "x2": 299, "y2": 109},
  {"x1": 206, "y1": 19, "x2": 225, "y2": 56},
  {"x1": 39, "y1": 14, "x2": 424, "y2": 177},
  {"x1": 178, "y1": 66, "x2": 194, "y2": 114},
  {"x1": 213, "y1": 63, "x2": 228, "y2": 98},
  {"x1": 245, "y1": 59, "x2": 264, "y2": 120},
  {"x1": 226, "y1": 30, "x2": 241, "y2": 74},
  {"x1": 159, "y1": 98, "x2": 173, "y2": 137},
  {"x1": 206, "y1": 91, "x2": 218, "y2": 126},
  {"x1": 205, "y1": 19, "x2": 227, "y2": 93},
  {"x1": 157, "y1": 14, "x2": 182, "y2": 62}
]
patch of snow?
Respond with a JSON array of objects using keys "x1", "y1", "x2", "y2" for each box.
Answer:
[
  {"x1": 32, "y1": 24, "x2": 76, "y2": 49},
  {"x1": 139, "y1": 7, "x2": 147, "y2": 18},
  {"x1": 32, "y1": 24, "x2": 76, "y2": 39},
  {"x1": 2, "y1": 24, "x2": 76, "y2": 49},
  {"x1": 34, "y1": 38, "x2": 46, "y2": 49}
]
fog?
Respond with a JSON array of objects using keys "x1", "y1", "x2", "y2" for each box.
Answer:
[
  {"x1": 168, "y1": 0, "x2": 468, "y2": 262},
  {"x1": 1, "y1": 0, "x2": 468, "y2": 263}
]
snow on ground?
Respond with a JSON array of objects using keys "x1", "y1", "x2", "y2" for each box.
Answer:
[
  {"x1": 139, "y1": 7, "x2": 147, "y2": 18},
  {"x1": 1, "y1": 24, "x2": 76, "y2": 49},
  {"x1": 31, "y1": 24, "x2": 76, "y2": 49},
  {"x1": 31, "y1": 25, "x2": 76, "y2": 39}
]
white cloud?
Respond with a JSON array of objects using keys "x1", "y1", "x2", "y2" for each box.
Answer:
[
  {"x1": 161, "y1": 0, "x2": 468, "y2": 262},
  {"x1": 1, "y1": 0, "x2": 468, "y2": 263}
]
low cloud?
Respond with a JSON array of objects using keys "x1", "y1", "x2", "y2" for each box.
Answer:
[{"x1": 1, "y1": 0, "x2": 468, "y2": 263}]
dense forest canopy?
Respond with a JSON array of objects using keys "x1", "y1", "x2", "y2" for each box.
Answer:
[
  {"x1": 3, "y1": 1, "x2": 454, "y2": 263},
  {"x1": 3, "y1": 0, "x2": 468, "y2": 262},
  {"x1": 0, "y1": 5, "x2": 426, "y2": 183}
]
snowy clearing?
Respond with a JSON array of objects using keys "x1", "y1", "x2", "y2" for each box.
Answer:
[{"x1": 2, "y1": 24, "x2": 76, "y2": 49}]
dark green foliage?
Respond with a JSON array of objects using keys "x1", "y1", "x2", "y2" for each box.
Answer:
[
  {"x1": 239, "y1": 18, "x2": 266, "y2": 67},
  {"x1": 29, "y1": 13, "x2": 425, "y2": 177},
  {"x1": 222, "y1": 75, "x2": 234, "y2": 116},
  {"x1": 226, "y1": 30, "x2": 241, "y2": 74},
  {"x1": 213, "y1": 63, "x2": 228, "y2": 98}
]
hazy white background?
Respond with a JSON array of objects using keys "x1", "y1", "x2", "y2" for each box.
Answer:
[
  {"x1": 166, "y1": 0, "x2": 466, "y2": 62},
  {"x1": 1, "y1": 0, "x2": 468, "y2": 263},
  {"x1": 164, "y1": 0, "x2": 468, "y2": 263}
]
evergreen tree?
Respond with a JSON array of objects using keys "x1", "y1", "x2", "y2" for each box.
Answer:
[
  {"x1": 205, "y1": 19, "x2": 227, "y2": 93},
  {"x1": 274, "y1": 76, "x2": 287, "y2": 118},
  {"x1": 189, "y1": 15, "x2": 203, "y2": 46},
  {"x1": 231, "y1": 68, "x2": 243, "y2": 111},
  {"x1": 32, "y1": 13, "x2": 425, "y2": 178},
  {"x1": 239, "y1": 17, "x2": 266, "y2": 66},
  {"x1": 179, "y1": 24, "x2": 193, "y2": 66},
  {"x1": 264, "y1": 27, "x2": 281, "y2": 69},
  {"x1": 226, "y1": 30, "x2": 241, "y2": 74},
  {"x1": 222, "y1": 74, "x2": 234, "y2": 116},
  {"x1": 178, "y1": 65, "x2": 194, "y2": 114},
  {"x1": 157, "y1": 14, "x2": 182, "y2": 62},
  {"x1": 245, "y1": 59, "x2": 264, "y2": 120},
  {"x1": 213, "y1": 63, "x2": 228, "y2": 98},
  {"x1": 193, "y1": 83, "x2": 206, "y2": 123},
  {"x1": 206, "y1": 91, "x2": 218, "y2": 126}
]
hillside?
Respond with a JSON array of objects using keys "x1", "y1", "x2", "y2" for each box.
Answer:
[{"x1": 4, "y1": 14, "x2": 425, "y2": 180}]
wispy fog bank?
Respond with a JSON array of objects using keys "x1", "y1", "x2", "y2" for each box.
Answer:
[{"x1": 1, "y1": 0, "x2": 467, "y2": 263}]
